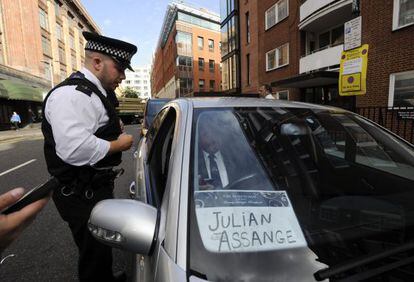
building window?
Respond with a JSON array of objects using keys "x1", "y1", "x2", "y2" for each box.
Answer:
[
  {"x1": 266, "y1": 43, "x2": 289, "y2": 71},
  {"x1": 71, "y1": 54, "x2": 76, "y2": 70},
  {"x1": 135, "y1": 80, "x2": 141, "y2": 84},
  {"x1": 60, "y1": 69, "x2": 67, "y2": 82},
  {"x1": 59, "y1": 47, "x2": 66, "y2": 64},
  {"x1": 41, "y1": 36, "x2": 51, "y2": 56},
  {"x1": 56, "y1": 24, "x2": 63, "y2": 41},
  {"x1": 198, "y1": 36, "x2": 204, "y2": 50},
  {"x1": 54, "y1": 1, "x2": 60, "y2": 16},
  {"x1": 246, "y1": 54, "x2": 250, "y2": 86},
  {"x1": 393, "y1": 0, "x2": 414, "y2": 30},
  {"x1": 277, "y1": 90, "x2": 289, "y2": 100},
  {"x1": 125, "y1": 80, "x2": 131, "y2": 84},
  {"x1": 199, "y1": 58, "x2": 205, "y2": 71},
  {"x1": 39, "y1": 8, "x2": 49, "y2": 31},
  {"x1": 210, "y1": 80, "x2": 215, "y2": 91},
  {"x1": 179, "y1": 78, "x2": 193, "y2": 96},
  {"x1": 44, "y1": 61, "x2": 52, "y2": 81},
  {"x1": 209, "y1": 60, "x2": 215, "y2": 73},
  {"x1": 144, "y1": 86, "x2": 148, "y2": 90},
  {"x1": 144, "y1": 80, "x2": 148, "y2": 84},
  {"x1": 246, "y1": 12, "x2": 250, "y2": 44},
  {"x1": 265, "y1": 0, "x2": 288, "y2": 30},
  {"x1": 199, "y1": 79, "x2": 205, "y2": 90},
  {"x1": 208, "y1": 39, "x2": 214, "y2": 51},
  {"x1": 176, "y1": 31, "x2": 192, "y2": 56},
  {"x1": 389, "y1": 70, "x2": 414, "y2": 107},
  {"x1": 69, "y1": 34, "x2": 75, "y2": 49},
  {"x1": 177, "y1": 56, "x2": 193, "y2": 72}
]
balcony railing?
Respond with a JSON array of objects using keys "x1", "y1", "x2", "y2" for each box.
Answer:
[{"x1": 300, "y1": 43, "x2": 343, "y2": 73}]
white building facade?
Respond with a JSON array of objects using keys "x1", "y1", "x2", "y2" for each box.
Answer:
[{"x1": 121, "y1": 66, "x2": 152, "y2": 99}]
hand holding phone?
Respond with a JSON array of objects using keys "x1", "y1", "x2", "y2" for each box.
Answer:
[
  {"x1": 0, "y1": 187, "x2": 50, "y2": 254},
  {"x1": 1, "y1": 178, "x2": 59, "y2": 215}
]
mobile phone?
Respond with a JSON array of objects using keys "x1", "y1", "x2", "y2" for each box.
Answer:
[{"x1": 1, "y1": 177, "x2": 60, "y2": 215}]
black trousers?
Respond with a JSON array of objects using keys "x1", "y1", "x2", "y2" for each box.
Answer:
[{"x1": 53, "y1": 181, "x2": 116, "y2": 282}]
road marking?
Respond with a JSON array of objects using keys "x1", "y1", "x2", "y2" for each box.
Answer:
[{"x1": 0, "y1": 159, "x2": 37, "y2": 177}]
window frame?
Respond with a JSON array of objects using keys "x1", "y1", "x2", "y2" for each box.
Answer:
[
  {"x1": 198, "y1": 36, "x2": 204, "y2": 50},
  {"x1": 393, "y1": 0, "x2": 414, "y2": 31},
  {"x1": 208, "y1": 39, "x2": 214, "y2": 51},
  {"x1": 388, "y1": 70, "x2": 414, "y2": 107},
  {"x1": 266, "y1": 43, "x2": 289, "y2": 71},
  {"x1": 39, "y1": 8, "x2": 49, "y2": 31},
  {"x1": 198, "y1": 57, "x2": 205, "y2": 71},
  {"x1": 199, "y1": 79, "x2": 205, "y2": 90},
  {"x1": 276, "y1": 90, "x2": 289, "y2": 100},
  {"x1": 265, "y1": 0, "x2": 289, "y2": 31}
]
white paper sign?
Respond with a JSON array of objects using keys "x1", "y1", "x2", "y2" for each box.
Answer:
[
  {"x1": 342, "y1": 58, "x2": 362, "y2": 75},
  {"x1": 344, "y1": 16, "x2": 362, "y2": 51},
  {"x1": 195, "y1": 191, "x2": 307, "y2": 253}
]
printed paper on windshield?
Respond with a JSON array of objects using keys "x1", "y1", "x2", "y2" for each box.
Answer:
[{"x1": 194, "y1": 190, "x2": 307, "y2": 253}]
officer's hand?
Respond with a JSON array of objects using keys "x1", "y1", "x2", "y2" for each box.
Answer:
[
  {"x1": 0, "y1": 188, "x2": 49, "y2": 254},
  {"x1": 109, "y1": 134, "x2": 133, "y2": 154}
]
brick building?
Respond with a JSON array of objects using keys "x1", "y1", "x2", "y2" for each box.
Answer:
[
  {"x1": 151, "y1": 2, "x2": 222, "y2": 98},
  {"x1": 0, "y1": 0, "x2": 99, "y2": 129},
  {"x1": 221, "y1": 0, "x2": 414, "y2": 112}
]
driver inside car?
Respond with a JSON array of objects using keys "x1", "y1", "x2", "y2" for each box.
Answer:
[{"x1": 197, "y1": 115, "x2": 238, "y2": 190}]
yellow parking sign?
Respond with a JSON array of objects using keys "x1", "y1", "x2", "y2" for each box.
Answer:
[{"x1": 339, "y1": 44, "x2": 368, "y2": 96}]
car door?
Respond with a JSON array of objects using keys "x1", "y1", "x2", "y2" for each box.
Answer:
[{"x1": 134, "y1": 104, "x2": 187, "y2": 282}]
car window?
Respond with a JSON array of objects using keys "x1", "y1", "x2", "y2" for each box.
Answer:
[
  {"x1": 146, "y1": 107, "x2": 169, "y2": 154},
  {"x1": 147, "y1": 108, "x2": 176, "y2": 207},
  {"x1": 188, "y1": 107, "x2": 414, "y2": 281},
  {"x1": 144, "y1": 99, "x2": 170, "y2": 129}
]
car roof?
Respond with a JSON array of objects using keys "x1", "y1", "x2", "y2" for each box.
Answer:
[{"x1": 170, "y1": 97, "x2": 348, "y2": 112}]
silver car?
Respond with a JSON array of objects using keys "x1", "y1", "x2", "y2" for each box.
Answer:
[{"x1": 89, "y1": 98, "x2": 414, "y2": 281}]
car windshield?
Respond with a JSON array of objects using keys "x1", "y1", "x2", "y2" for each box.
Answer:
[
  {"x1": 145, "y1": 100, "x2": 168, "y2": 128},
  {"x1": 188, "y1": 107, "x2": 414, "y2": 281}
]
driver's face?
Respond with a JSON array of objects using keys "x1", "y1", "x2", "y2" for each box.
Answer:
[{"x1": 200, "y1": 128, "x2": 220, "y2": 154}]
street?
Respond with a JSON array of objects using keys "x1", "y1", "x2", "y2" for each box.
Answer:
[{"x1": 0, "y1": 124, "x2": 141, "y2": 281}]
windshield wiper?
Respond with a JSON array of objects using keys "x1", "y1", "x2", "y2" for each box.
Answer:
[{"x1": 314, "y1": 240, "x2": 414, "y2": 281}]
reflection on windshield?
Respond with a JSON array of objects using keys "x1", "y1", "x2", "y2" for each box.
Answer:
[{"x1": 189, "y1": 107, "x2": 414, "y2": 281}]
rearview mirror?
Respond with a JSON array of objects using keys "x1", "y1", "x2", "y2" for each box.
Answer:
[
  {"x1": 88, "y1": 199, "x2": 158, "y2": 255},
  {"x1": 280, "y1": 122, "x2": 310, "y2": 136}
]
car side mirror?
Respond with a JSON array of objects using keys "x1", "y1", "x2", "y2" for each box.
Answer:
[{"x1": 88, "y1": 199, "x2": 158, "y2": 255}]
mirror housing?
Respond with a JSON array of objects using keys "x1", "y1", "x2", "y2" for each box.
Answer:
[
  {"x1": 141, "y1": 128, "x2": 148, "y2": 137},
  {"x1": 88, "y1": 199, "x2": 158, "y2": 255}
]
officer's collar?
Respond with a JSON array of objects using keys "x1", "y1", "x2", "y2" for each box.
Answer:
[{"x1": 80, "y1": 67, "x2": 108, "y2": 97}]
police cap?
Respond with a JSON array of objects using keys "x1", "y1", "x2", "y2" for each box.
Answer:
[{"x1": 83, "y1": 31, "x2": 137, "y2": 71}]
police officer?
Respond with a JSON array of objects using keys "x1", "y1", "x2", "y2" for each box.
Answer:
[{"x1": 42, "y1": 32, "x2": 137, "y2": 281}]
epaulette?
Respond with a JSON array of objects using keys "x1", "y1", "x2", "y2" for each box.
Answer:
[{"x1": 75, "y1": 84, "x2": 93, "y2": 96}]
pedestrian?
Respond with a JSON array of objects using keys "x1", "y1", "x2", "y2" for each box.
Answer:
[
  {"x1": 41, "y1": 31, "x2": 137, "y2": 282},
  {"x1": 28, "y1": 109, "x2": 36, "y2": 126},
  {"x1": 0, "y1": 187, "x2": 49, "y2": 255},
  {"x1": 258, "y1": 84, "x2": 275, "y2": 99},
  {"x1": 10, "y1": 112, "x2": 21, "y2": 131}
]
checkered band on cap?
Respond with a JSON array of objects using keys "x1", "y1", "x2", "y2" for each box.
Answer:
[{"x1": 86, "y1": 40, "x2": 134, "y2": 62}]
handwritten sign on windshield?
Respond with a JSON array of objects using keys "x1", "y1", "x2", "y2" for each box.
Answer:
[{"x1": 195, "y1": 191, "x2": 307, "y2": 253}]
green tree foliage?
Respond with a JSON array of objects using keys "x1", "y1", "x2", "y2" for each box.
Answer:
[{"x1": 123, "y1": 86, "x2": 140, "y2": 98}]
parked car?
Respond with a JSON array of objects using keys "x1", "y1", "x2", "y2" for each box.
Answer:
[
  {"x1": 89, "y1": 98, "x2": 414, "y2": 281},
  {"x1": 140, "y1": 98, "x2": 171, "y2": 137}
]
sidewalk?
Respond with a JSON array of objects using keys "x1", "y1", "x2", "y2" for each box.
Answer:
[{"x1": 0, "y1": 123, "x2": 43, "y2": 143}]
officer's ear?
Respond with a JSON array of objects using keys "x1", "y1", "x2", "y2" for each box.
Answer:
[{"x1": 92, "y1": 56, "x2": 104, "y2": 72}]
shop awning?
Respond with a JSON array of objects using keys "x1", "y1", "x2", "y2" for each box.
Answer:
[
  {"x1": 0, "y1": 78, "x2": 47, "y2": 102},
  {"x1": 271, "y1": 71, "x2": 339, "y2": 89}
]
